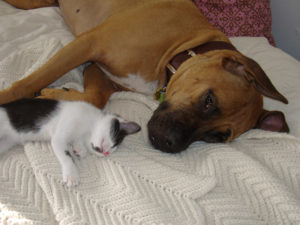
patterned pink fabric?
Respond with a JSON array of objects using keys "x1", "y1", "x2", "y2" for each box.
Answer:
[{"x1": 192, "y1": 0, "x2": 275, "y2": 45}]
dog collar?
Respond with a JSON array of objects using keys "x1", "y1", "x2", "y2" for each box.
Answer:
[{"x1": 154, "y1": 41, "x2": 237, "y2": 102}]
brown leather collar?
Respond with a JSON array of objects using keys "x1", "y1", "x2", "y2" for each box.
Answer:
[
  {"x1": 155, "y1": 41, "x2": 237, "y2": 102},
  {"x1": 165, "y1": 41, "x2": 237, "y2": 85}
]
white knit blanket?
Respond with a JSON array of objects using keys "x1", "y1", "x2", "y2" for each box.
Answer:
[
  {"x1": 1, "y1": 92, "x2": 300, "y2": 225},
  {"x1": 1, "y1": 40, "x2": 300, "y2": 225},
  {"x1": 1, "y1": 2, "x2": 300, "y2": 224}
]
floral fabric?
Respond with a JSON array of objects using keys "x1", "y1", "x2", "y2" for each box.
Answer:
[{"x1": 193, "y1": 0, "x2": 275, "y2": 45}]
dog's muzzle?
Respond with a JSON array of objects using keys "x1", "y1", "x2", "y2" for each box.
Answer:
[{"x1": 147, "y1": 102, "x2": 196, "y2": 153}]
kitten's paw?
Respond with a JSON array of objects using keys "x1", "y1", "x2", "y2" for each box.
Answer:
[
  {"x1": 73, "y1": 149, "x2": 87, "y2": 158},
  {"x1": 62, "y1": 167, "x2": 80, "y2": 187}
]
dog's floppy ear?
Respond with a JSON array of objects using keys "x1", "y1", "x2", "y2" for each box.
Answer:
[
  {"x1": 256, "y1": 110, "x2": 289, "y2": 133},
  {"x1": 222, "y1": 56, "x2": 288, "y2": 104}
]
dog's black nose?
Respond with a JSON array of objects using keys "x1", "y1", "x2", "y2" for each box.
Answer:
[
  {"x1": 150, "y1": 134, "x2": 175, "y2": 151},
  {"x1": 147, "y1": 102, "x2": 195, "y2": 153},
  {"x1": 148, "y1": 125, "x2": 191, "y2": 153}
]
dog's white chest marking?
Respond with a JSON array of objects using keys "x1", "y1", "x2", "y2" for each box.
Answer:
[{"x1": 99, "y1": 66, "x2": 158, "y2": 95}]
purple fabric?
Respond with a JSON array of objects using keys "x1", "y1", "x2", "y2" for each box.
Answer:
[{"x1": 192, "y1": 0, "x2": 275, "y2": 45}]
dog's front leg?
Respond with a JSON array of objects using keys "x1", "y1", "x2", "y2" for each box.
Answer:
[
  {"x1": 82, "y1": 63, "x2": 123, "y2": 108},
  {"x1": 38, "y1": 63, "x2": 121, "y2": 108}
]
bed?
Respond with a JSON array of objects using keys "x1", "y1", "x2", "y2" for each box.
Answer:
[{"x1": 1, "y1": 1, "x2": 300, "y2": 224}]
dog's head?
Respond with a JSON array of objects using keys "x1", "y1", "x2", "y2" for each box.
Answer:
[{"x1": 147, "y1": 51, "x2": 288, "y2": 153}]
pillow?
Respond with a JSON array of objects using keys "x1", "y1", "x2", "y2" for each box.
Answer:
[{"x1": 192, "y1": 0, "x2": 275, "y2": 45}]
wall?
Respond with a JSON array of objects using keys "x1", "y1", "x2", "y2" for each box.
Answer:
[{"x1": 271, "y1": 0, "x2": 300, "y2": 61}]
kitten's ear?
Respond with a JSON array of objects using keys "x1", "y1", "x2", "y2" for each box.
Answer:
[{"x1": 120, "y1": 121, "x2": 141, "y2": 134}]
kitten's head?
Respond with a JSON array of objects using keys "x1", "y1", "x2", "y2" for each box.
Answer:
[{"x1": 90, "y1": 114, "x2": 141, "y2": 157}]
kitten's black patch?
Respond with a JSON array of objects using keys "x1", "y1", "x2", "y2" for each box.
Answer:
[
  {"x1": 110, "y1": 119, "x2": 127, "y2": 148},
  {"x1": 1, "y1": 98, "x2": 58, "y2": 132}
]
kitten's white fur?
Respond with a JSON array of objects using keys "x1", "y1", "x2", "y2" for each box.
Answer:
[{"x1": 0, "y1": 101, "x2": 140, "y2": 187}]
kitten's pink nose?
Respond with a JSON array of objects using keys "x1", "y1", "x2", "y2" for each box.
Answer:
[{"x1": 103, "y1": 152, "x2": 109, "y2": 156}]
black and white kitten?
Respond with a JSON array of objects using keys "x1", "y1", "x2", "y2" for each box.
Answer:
[{"x1": 0, "y1": 99, "x2": 141, "y2": 186}]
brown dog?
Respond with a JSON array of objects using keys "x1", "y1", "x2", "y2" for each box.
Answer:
[{"x1": 2, "y1": 0, "x2": 289, "y2": 153}]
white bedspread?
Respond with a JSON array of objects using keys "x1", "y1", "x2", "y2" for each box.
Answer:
[{"x1": 1, "y1": 1, "x2": 300, "y2": 225}]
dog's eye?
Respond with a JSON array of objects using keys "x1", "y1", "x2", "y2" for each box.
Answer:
[
  {"x1": 200, "y1": 90, "x2": 219, "y2": 118},
  {"x1": 204, "y1": 94, "x2": 214, "y2": 110},
  {"x1": 203, "y1": 91, "x2": 215, "y2": 111}
]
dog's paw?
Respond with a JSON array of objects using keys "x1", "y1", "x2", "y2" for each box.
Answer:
[
  {"x1": 37, "y1": 88, "x2": 84, "y2": 101},
  {"x1": 62, "y1": 166, "x2": 80, "y2": 187}
]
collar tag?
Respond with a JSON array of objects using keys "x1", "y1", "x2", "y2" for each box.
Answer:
[
  {"x1": 187, "y1": 49, "x2": 196, "y2": 56},
  {"x1": 154, "y1": 87, "x2": 166, "y2": 102},
  {"x1": 166, "y1": 64, "x2": 176, "y2": 74}
]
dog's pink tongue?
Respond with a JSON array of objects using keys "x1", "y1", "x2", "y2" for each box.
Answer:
[{"x1": 103, "y1": 152, "x2": 109, "y2": 156}]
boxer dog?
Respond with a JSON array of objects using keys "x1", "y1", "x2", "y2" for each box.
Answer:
[{"x1": 2, "y1": 0, "x2": 289, "y2": 153}]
